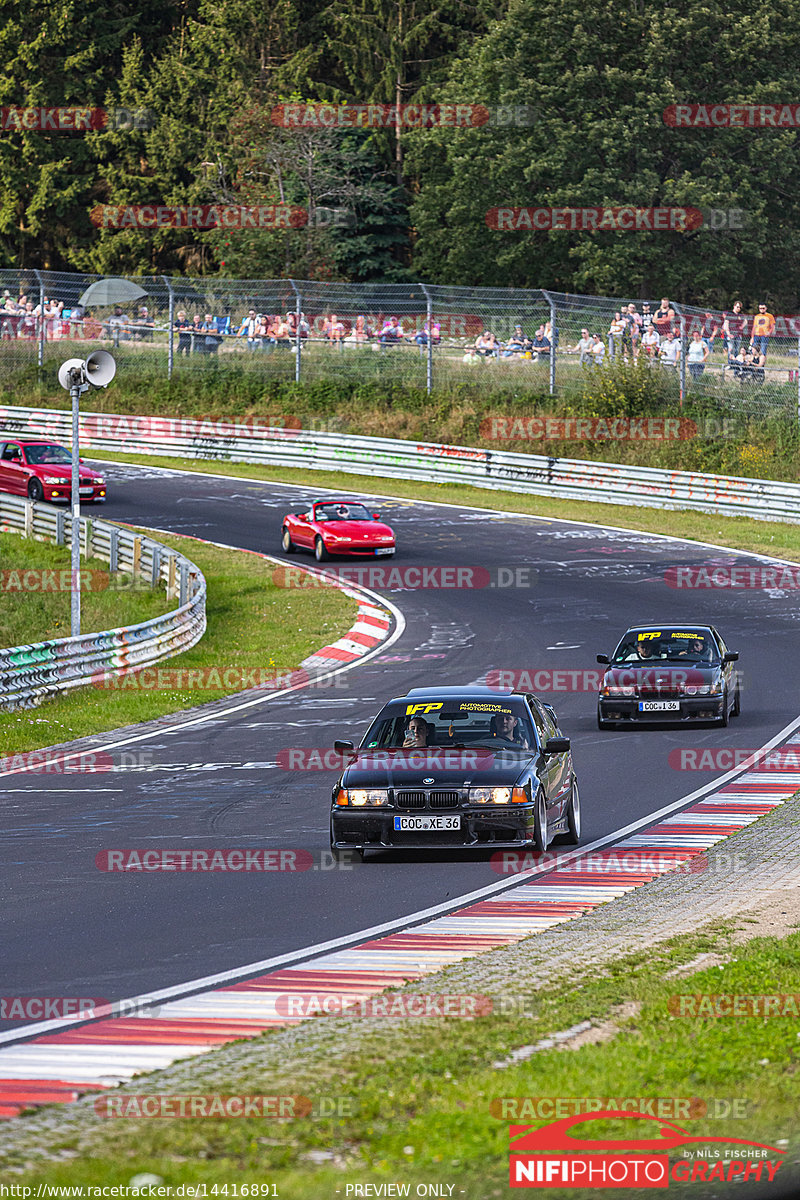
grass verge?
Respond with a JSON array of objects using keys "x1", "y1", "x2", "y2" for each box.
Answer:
[
  {"x1": 0, "y1": 527, "x2": 357, "y2": 757},
  {"x1": 7, "y1": 909, "x2": 799, "y2": 1196}
]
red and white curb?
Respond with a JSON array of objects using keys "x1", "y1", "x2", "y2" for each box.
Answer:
[
  {"x1": 0, "y1": 742, "x2": 797, "y2": 1118},
  {"x1": 301, "y1": 590, "x2": 392, "y2": 670}
]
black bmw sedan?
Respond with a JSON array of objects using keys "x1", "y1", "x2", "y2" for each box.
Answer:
[{"x1": 329, "y1": 685, "x2": 579, "y2": 860}]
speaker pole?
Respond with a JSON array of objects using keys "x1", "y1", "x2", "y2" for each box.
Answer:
[{"x1": 70, "y1": 377, "x2": 82, "y2": 638}]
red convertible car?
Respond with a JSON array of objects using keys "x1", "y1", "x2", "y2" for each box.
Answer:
[
  {"x1": 281, "y1": 499, "x2": 396, "y2": 561},
  {"x1": 0, "y1": 439, "x2": 106, "y2": 503}
]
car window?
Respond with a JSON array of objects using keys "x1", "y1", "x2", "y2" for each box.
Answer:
[
  {"x1": 526, "y1": 698, "x2": 549, "y2": 745},
  {"x1": 22, "y1": 444, "x2": 72, "y2": 465},
  {"x1": 2, "y1": 443, "x2": 21, "y2": 461},
  {"x1": 362, "y1": 702, "x2": 534, "y2": 750},
  {"x1": 315, "y1": 502, "x2": 371, "y2": 521}
]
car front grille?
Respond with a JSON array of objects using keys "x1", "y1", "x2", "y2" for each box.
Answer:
[{"x1": 394, "y1": 790, "x2": 461, "y2": 810}]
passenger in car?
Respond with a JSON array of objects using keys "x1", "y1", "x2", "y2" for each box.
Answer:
[{"x1": 403, "y1": 716, "x2": 430, "y2": 748}]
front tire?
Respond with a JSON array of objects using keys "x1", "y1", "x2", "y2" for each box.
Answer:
[
  {"x1": 564, "y1": 778, "x2": 581, "y2": 844},
  {"x1": 533, "y1": 789, "x2": 549, "y2": 853},
  {"x1": 732, "y1": 682, "x2": 741, "y2": 717},
  {"x1": 27, "y1": 479, "x2": 44, "y2": 502},
  {"x1": 720, "y1": 688, "x2": 730, "y2": 727},
  {"x1": 315, "y1": 537, "x2": 329, "y2": 562},
  {"x1": 281, "y1": 526, "x2": 296, "y2": 554},
  {"x1": 597, "y1": 710, "x2": 615, "y2": 730}
]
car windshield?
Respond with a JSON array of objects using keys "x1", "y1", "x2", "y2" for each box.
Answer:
[
  {"x1": 23, "y1": 444, "x2": 72, "y2": 465},
  {"x1": 315, "y1": 502, "x2": 371, "y2": 521},
  {"x1": 362, "y1": 700, "x2": 535, "y2": 751},
  {"x1": 612, "y1": 631, "x2": 717, "y2": 664}
]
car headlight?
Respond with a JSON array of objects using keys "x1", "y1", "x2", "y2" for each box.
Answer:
[
  {"x1": 697, "y1": 684, "x2": 722, "y2": 696},
  {"x1": 43, "y1": 475, "x2": 67, "y2": 484},
  {"x1": 335, "y1": 788, "x2": 389, "y2": 807},
  {"x1": 469, "y1": 786, "x2": 528, "y2": 805},
  {"x1": 602, "y1": 686, "x2": 635, "y2": 697}
]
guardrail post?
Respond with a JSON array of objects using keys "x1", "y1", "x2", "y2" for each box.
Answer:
[
  {"x1": 151, "y1": 544, "x2": 161, "y2": 588},
  {"x1": 163, "y1": 276, "x2": 175, "y2": 381},
  {"x1": 56, "y1": 509, "x2": 66, "y2": 545},
  {"x1": 109, "y1": 527, "x2": 118, "y2": 572},
  {"x1": 84, "y1": 518, "x2": 93, "y2": 559},
  {"x1": 34, "y1": 269, "x2": 45, "y2": 380},
  {"x1": 133, "y1": 535, "x2": 142, "y2": 579},
  {"x1": 167, "y1": 554, "x2": 176, "y2": 599},
  {"x1": 24, "y1": 499, "x2": 33, "y2": 537},
  {"x1": 289, "y1": 279, "x2": 302, "y2": 383},
  {"x1": 179, "y1": 561, "x2": 189, "y2": 606}
]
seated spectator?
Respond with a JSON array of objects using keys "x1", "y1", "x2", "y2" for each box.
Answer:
[
  {"x1": 531, "y1": 326, "x2": 551, "y2": 360},
  {"x1": 590, "y1": 333, "x2": 605, "y2": 364},
  {"x1": 503, "y1": 325, "x2": 532, "y2": 358},
  {"x1": 474, "y1": 329, "x2": 499, "y2": 358},
  {"x1": 135, "y1": 305, "x2": 154, "y2": 341},
  {"x1": 414, "y1": 318, "x2": 441, "y2": 347},
  {"x1": 379, "y1": 316, "x2": 404, "y2": 344},
  {"x1": 686, "y1": 329, "x2": 709, "y2": 381},
  {"x1": 642, "y1": 326, "x2": 660, "y2": 357},
  {"x1": 324, "y1": 312, "x2": 346, "y2": 345},
  {"x1": 543, "y1": 319, "x2": 559, "y2": 350},
  {"x1": 659, "y1": 330, "x2": 680, "y2": 367},
  {"x1": 574, "y1": 328, "x2": 593, "y2": 365}
]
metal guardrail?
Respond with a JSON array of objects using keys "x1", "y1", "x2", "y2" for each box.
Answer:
[
  {"x1": 0, "y1": 493, "x2": 206, "y2": 710},
  {"x1": 0, "y1": 403, "x2": 798, "y2": 527}
]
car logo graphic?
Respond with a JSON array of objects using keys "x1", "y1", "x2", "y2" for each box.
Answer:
[{"x1": 423, "y1": 777, "x2": 435, "y2": 785}]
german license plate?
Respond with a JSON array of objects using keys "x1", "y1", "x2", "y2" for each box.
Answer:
[
  {"x1": 79, "y1": 487, "x2": 93, "y2": 495},
  {"x1": 375, "y1": 547, "x2": 394, "y2": 555},
  {"x1": 639, "y1": 700, "x2": 680, "y2": 712},
  {"x1": 393, "y1": 815, "x2": 460, "y2": 831}
]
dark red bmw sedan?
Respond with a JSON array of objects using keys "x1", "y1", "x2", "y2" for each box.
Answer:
[{"x1": 0, "y1": 439, "x2": 107, "y2": 503}]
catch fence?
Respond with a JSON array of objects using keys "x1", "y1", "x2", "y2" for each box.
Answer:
[{"x1": 1, "y1": 270, "x2": 798, "y2": 418}]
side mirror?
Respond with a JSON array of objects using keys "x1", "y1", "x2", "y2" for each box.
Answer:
[
  {"x1": 372, "y1": 513, "x2": 380, "y2": 520},
  {"x1": 723, "y1": 651, "x2": 739, "y2": 663},
  {"x1": 334, "y1": 740, "x2": 355, "y2": 753},
  {"x1": 596, "y1": 654, "x2": 609, "y2": 665},
  {"x1": 296, "y1": 513, "x2": 308, "y2": 522},
  {"x1": 543, "y1": 737, "x2": 570, "y2": 755}
]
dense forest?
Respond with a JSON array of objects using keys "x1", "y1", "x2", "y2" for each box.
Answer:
[{"x1": 2, "y1": 0, "x2": 800, "y2": 305}]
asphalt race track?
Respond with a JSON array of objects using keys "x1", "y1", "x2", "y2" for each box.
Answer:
[{"x1": 3, "y1": 460, "x2": 799, "y2": 1032}]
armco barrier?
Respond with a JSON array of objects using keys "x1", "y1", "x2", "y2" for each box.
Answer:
[
  {"x1": 0, "y1": 494, "x2": 206, "y2": 710},
  {"x1": 0, "y1": 404, "x2": 798, "y2": 525}
]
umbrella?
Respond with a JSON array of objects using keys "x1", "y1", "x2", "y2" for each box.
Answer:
[{"x1": 79, "y1": 278, "x2": 148, "y2": 307}]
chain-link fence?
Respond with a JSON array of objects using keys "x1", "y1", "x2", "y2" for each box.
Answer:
[{"x1": 1, "y1": 270, "x2": 798, "y2": 417}]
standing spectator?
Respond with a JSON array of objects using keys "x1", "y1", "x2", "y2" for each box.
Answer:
[
  {"x1": 659, "y1": 330, "x2": 681, "y2": 367},
  {"x1": 21, "y1": 302, "x2": 36, "y2": 339},
  {"x1": 608, "y1": 311, "x2": 626, "y2": 360},
  {"x1": 107, "y1": 305, "x2": 130, "y2": 344},
  {"x1": 327, "y1": 313, "x2": 346, "y2": 345},
  {"x1": 174, "y1": 310, "x2": 192, "y2": 356},
  {"x1": 273, "y1": 314, "x2": 291, "y2": 346},
  {"x1": 722, "y1": 301, "x2": 746, "y2": 357},
  {"x1": 701, "y1": 312, "x2": 719, "y2": 354},
  {"x1": 590, "y1": 333, "x2": 605, "y2": 364},
  {"x1": 686, "y1": 330, "x2": 709, "y2": 381},
  {"x1": 237, "y1": 309, "x2": 260, "y2": 348},
  {"x1": 191, "y1": 313, "x2": 204, "y2": 353},
  {"x1": 652, "y1": 297, "x2": 675, "y2": 339},
  {"x1": 200, "y1": 313, "x2": 220, "y2": 355},
  {"x1": 751, "y1": 302, "x2": 775, "y2": 360},
  {"x1": 623, "y1": 303, "x2": 642, "y2": 360},
  {"x1": 641, "y1": 302, "x2": 653, "y2": 333},
  {"x1": 70, "y1": 301, "x2": 85, "y2": 340},
  {"x1": 135, "y1": 305, "x2": 154, "y2": 342},
  {"x1": 642, "y1": 326, "x2": 661, "y2": 358},
  {"x1": 574, "y1": 328, "x2": 593, "y2": 364}
]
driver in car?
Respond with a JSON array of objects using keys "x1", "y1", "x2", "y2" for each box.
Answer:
[{"x1": 490, "y1": 711, "x2": 530, "y2": 749}]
